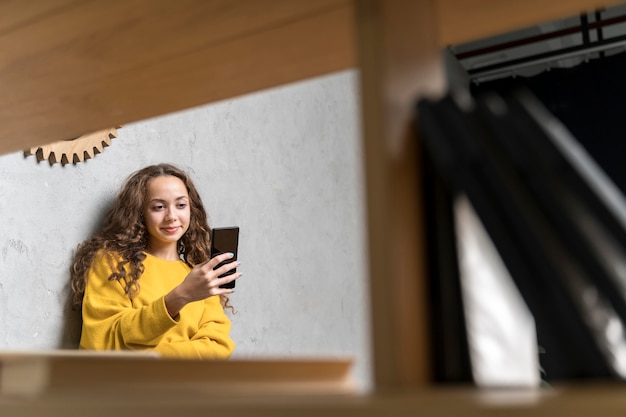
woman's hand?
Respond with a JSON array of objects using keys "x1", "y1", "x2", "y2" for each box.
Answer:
[{"x1": 164, "y1": 253, "x2": 240, "y2": 317}]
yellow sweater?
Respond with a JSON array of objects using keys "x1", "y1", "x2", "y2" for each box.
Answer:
[{"x1": 80, "y1": 251, "x2": 235, "y2": 359}]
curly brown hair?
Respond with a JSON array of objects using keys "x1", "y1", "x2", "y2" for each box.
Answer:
[{"x1": 70, "y1": 163, "x2": 231, "y2": 311}]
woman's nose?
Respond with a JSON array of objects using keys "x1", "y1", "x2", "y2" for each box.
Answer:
[{"x1": 164, "y1": 208, "x2": 176, "y2": 221}]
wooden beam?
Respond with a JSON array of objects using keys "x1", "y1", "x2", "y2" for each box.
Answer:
[
  {"x1": 437, "y1": 0, "x2": 626, "y2": 46},
  {"x1": 0, "y1": 352, "x2": 354, "y2": 397},
  {"x1": 355, "y1": 0, "x2": 444, "y2": 389},
  {"x1": 0, "y1": 0, "x2": 355, "y2": 155}
]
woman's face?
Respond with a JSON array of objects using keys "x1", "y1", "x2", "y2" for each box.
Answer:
[{"x1": 143, "y1": 175, "x2": 191, "y2": 256}]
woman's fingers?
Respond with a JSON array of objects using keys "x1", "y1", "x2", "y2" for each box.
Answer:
[
  {"x1": 202, "y1": 252, "x2": 235, "y2": 271},
  {"x1": 212, "y1": 259, "x2": 240, "y2": 286},
  {"x1": 215, "y1": 269, "x2": 241, "y2": 288},
  {"x1": 213, "y1": 258, "x2": 238, "y2": 275},
  {"x1": 198, "y1": 254, "x2": 239, "y2": 285}
]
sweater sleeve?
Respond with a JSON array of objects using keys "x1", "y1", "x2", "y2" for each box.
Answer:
[
  {"x1": 154, "y1": 296, "x2": 235, "y2": 359},
  {"x1": 80, "y1": 253, "x2": 178, "y2": 352}
]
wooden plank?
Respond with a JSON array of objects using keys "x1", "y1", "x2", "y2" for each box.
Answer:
[
  {"x1": 0, "y1": 351, "x2": 354, "y2": 397},
  {"x1": 3, "y1": 381, "x2": 626, "y2": 416},
  {"x1": 0, "y1": 0, "x2": 77, "y2": 34},
  {"x1": 437, "y1": 0, "x2": 626, "y2": 45},
  {"x1": 0, "y1": 0, "x2": 355, "y2": 155},
  {"x1": 355, "y1": 0, "x2": 444, "y2": 389}
]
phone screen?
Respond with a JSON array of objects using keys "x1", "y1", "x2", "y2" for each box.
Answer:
[{"x1": 210, "y1": 226, "x2": 239, "y2": 289}]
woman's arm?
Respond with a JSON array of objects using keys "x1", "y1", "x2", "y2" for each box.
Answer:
[
  {"x1": 80, "y1": 254, "x2": 178, "y2": 351},
  {"x1": 164, "y1": 252, "x2": 239, "y2": 317},
  {"x1": 154, "y1": 296, "x2": 235, "y2": 359}
]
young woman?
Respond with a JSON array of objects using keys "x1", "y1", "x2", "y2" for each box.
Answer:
[{"x1": 70, "y1": 163, "x2": 238, "y2": 359}]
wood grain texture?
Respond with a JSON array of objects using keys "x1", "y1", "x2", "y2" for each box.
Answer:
[
  {"x1": 0, "y1": 352, "x2": 354, "y2": 397},
  {"x1": 355, "y1": 0, "x2": 444, "y2": 389},
  {"x1": 0, "y1": 0, "x2": 77, "y2": 35},
  {"x1": 0, "y1": 0, "x2": 355, "y2": 155},
  {"x1": 437, "y1": 0, "x2": 626, "y2": 45},
  {"x1": 3, "y1": 379, "x2": 626, "y2": 416}
]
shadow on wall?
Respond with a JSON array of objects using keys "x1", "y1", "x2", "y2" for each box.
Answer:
[
  {"x1": 59, "y1": 282, "x2": 82, "y2": 348},
  {"x1": 57, "y1": 196, "x2": 115, "y2": 349}
]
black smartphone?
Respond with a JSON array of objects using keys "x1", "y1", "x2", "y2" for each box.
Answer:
[{"x1": 210, "y1": 226, "x2": 239, "y2": 289}]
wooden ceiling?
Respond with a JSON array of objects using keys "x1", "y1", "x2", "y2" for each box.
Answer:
[
  {"x1": 3, "y1": 0, "x2": 625, "y2": 156},
  {"x1": 0, "y1": 0, "x2": 355, "y2": 155}
]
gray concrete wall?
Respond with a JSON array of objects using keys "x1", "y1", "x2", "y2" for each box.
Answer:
[{"x1": 0, "y1": 70, "x2": 371, "y2": 390}]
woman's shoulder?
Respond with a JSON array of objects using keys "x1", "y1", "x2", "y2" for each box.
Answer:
[
  {"x1": 85, "y1": 250, "x2": 118, "y2": 284},
  {"x1": 93, "y1": 248, "x2": 123, "y2": 264},
  {"x1": 88, "y1": 249, "x2": 131, "y2": 277}
]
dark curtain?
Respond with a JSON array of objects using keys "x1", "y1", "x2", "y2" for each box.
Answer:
[{"x1": 471, "y1": 52, "x2": 626, "y2": 194}]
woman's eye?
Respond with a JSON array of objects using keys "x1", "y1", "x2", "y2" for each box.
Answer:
[
  {"x1": 152, "y1": 205, "x2": 165, "y2": 211},
  {"x1": 177, "y1": 203, "x2": 187, "y2": 209}
]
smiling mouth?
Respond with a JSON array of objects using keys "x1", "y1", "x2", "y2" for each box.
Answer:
[{"x1": 162, "y1": 226, "x2": 180, "y2": 234}]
